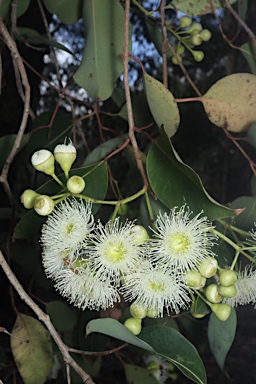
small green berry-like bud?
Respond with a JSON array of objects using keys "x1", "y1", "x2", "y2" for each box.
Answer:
[
  {"x1": 66, "y1": 175, "x2": 85, "y2": 194},
  {"x1": 34, "y1": 195, "x2": 55, "y2": 216},
  {"x1": 199, "y1": 257, "x2": 218, "y2": 278},
  {"x1": 188, "y1": 22, "x2": 203, "y2": 34},
  {"x1": 205, "y1": 284, "x2": 222, "y2": 303},
  {"x1": 31, "y1": 149, "x2": 55, "y2": 175},
  {"x1": 54, "y1": 142, "x2": 77, "y2": 175},
  {"x1": 21, "y1": 189, "x2": 40, "y2": 209},
  {"x1": 218, "y1": 284, "x2": 237, "y2": 299},
  {"x1": 191, "y1": 33, "x2": 203, "y2": 46},
  {"x1": 117, "y1": 203, "x2": 129, "y2": 215},
  {"x1": 172, "y1": 54, "x2": 182, "y2": 65},
  {"x1": 176, "y1": 44, "x2": 185, "y2": 55},
  {"x1": 219, "y1": 269, "x2": 237, "y2": 287},
  {"x1": 130, "y1": 302, "x2": 147, "y2": 319},
  {"x1": 200, "y1": 29, "x2": 212, "y2": 42},
  {"x1": 211, "y1": 303, "x2": 231, "y2": 321},
  {"x1": 130, "y1": 225, "x2": 149, "y2": 244},
  {"x1": 180, "y1": 15, "x2": 192, "y2": 28},
  {"x1": 183, "y1": 270, "x2": 205, "y2": 289},
  {"x1": 192, "y1": 50, "x2": 204, "y2": 62},
  {"x1": 124, "y1": 317, "x2": 142, "y2": 335}
]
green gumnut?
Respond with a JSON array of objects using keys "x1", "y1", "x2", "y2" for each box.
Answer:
[
  {"x1": 205, "y1": 284, "x2": 222, "y2": 303},
  {"x1": 183, "y1": 270, "x2": 205, "y2": 289},
  {"x1": 172, "y1": 54, "x2": 182, "y2": 65},
  {"x1": 219, "y1": 269, "x2": 237, "y2": 287},
  {"x1": 218, "y1": 284, "x2": 237, "y2": 298},
  {"x1": 191, "y1": 33, "x2": 202, "y2": 47},
  {"x1": 200, "y1": 29, "x2": 212, "y2": 42},
  {"x1": 211, "y1": 303, "x2": 231, "y2": 321},
  {"x1": 188, "y1": 22, "x2": 203, "y2": 34},
  {"x1": 176, "y1": 44, "x2": 185, "y2": 55},
  {"x1": 199, "y1": 257, "x2": 218, "y2": 278},
  {"x1": 124, "y1": 317, "x2": 142, "y2": 335},
  {"x1": 192, "y1": 50, "x2": 204, "y2": 62},
  {"x1": 180, "y1": 15, "x2": 192, "y2": 28}
]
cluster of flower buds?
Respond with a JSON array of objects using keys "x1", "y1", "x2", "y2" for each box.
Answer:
[
  {"x1": 20, "y1": 141, "x2": 86, "y2": 216},
  {"x1": 172, "y1": 15, "x2": 212, "y2": 65}
]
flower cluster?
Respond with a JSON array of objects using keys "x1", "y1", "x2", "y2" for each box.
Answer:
[{"x1": 40, "y1": 198, "x2": 218, "y2": 318}]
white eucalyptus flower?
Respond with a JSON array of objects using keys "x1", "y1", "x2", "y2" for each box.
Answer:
[
  {"x1": 54, "y1": 267, "x2": 120, "y2": 311},
  {"x1": 144, "y1": 355, "x2": 171, "y2": 384},
  {"x1": 223, "y1": 264, "x2": 256, "y2": 307},
  {"x1": 86, "y1": 218, "x2": 145, "y2": 285},
  {"x1": 121, "y1": 261, "x2": 190, "y2": 316},
  {"x1": 41, "y1": 198, "x2": 94, "y2": 278},
  {"x1": 150, "y1": 205, "x2": 216, "y2": 272}
]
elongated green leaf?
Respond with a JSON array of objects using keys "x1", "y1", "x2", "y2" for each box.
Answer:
[
  {"x1": 241, "y1": 42, "x2": 256, "y2": 75},
  {"x1": 238, "y1": 0, "x2": 248, "y2": 22},
  {"x1": 14, "y1": 162, "x2": 108, "y2": 238},
  {"x1": 86, "y1": 319, "x2": 206, "y2": 384},
  {"x1": 169, "y1": 0, "x2": 237, "y2": 15},
  {"x1": 201, "y1": 73, "x2": 256, "y2": 132},
  {"x1": 0, "y1": 133, "x2": 30, "y2": 168},
  {"x1": 45, "y1": 301, "x2": 77, "y2": 332},
  {"x1": 208, "y1": 308, "x2": 237, "y2": 370},
  {"x1": 146, "y1": 128, "x2": 235, "y2": 221},
  {"x1": 145, "y1": 21, "x2": 172, "y2": 59},
  {"x1": 230, "y1": 196, "x2": 256, "y2": 231},
  {"x1": 124, "y1": 364, "x2": 159, "y2": 384},
  {"x1": 16, "y1": 28, "x2": 76, "y2": 56},
  {"x1": 74, "y1": 0, "x2": 131, "y2": 101},
  {"x1": 11, "y1": 314, "x2": 53, "y2": 384},
  {"x1": 143, "y1": 72, "x2": 180, "y2": 137},
  {"x1": 43, "y1": 0, "x2": 83, "y2": 24},
  {"x1": 0, "y1": 0, "x2": 30, "y2": 19}
]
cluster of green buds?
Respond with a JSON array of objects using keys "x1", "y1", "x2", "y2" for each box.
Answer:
[
  {"x1": 171, "y1": 15, "x2": 212, "y2": 64},
  {"x1": 124, "y1": 301, "x2": 159, "y2": 336},
  {"x1": 20, "y1": 141, "x2": 85, "y2": 216}
]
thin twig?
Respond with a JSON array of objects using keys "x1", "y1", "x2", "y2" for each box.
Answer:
[
  {"x1": 0, "y1": 17, "x2": 31, "y2": 199},
  {"x1": 123, "y1": 0, "x2": 149, "y2": 190},
  {"x1": 160, "y1": 0, "x2": 168, "y2": 88},
  {"x1": 68, "y1": 343, "x2": 128, "y2": 356},
  {"x1": 0, "y1": 250, "x2": 95, "y2": 384}
]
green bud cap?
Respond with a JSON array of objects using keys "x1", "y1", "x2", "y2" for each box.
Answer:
[
  {"x1": 124, "y1": 317, "x2": 142, "y2": 335},
  {"x1": 66, "y1": 175, "x2": 85, "y2": 194},
  {"x1": 218, "y1": 284, "x2": 237, "y2": 298},
  {"x1": 130, "y1": 302, "x2": 147, "y2": 319},
  {"x1": 219, "y1": 269, "x2": 237, "y2": 287},
  {"x1": 21, "y1": 189, "x2": 40, "y2": 209},
  {"x1": 205, "y1": 284, "x2": 222, "y2": 303},
  {"x1": 211, "y1": 303, "x2": 231, "y2": 321},
  {"x1": 31, "y1": 149, "x2": 55, "y2": 175},
  {"x1": 130, "y1": 225, "x2": 149, "y2": 245},
  {"x1": 34, "y1": 195, "x2": 55, "y2": 216},
  {"x1": 199, "y1": 257, "x2": 218, "y2": 278},
  {"x1": 54, "y1": 142, "x2": 77, "y2": 174}
]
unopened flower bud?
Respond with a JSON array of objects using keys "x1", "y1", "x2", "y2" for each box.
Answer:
[
  {"x1": 199, "y1": 257, "x2": 218, "y2": 278},
  {"x1": 54, "y1": 142, "x2": 76, "y2": 176},
  {"x1": 205, "y1": 284, "x2": 222, "y2": 303},
  {"x1": 146, "y1": 306, "x2": 160, "y2": 319},
  {"x1": 211, "y1": 303, "x2": 231, "y2": 321},
  {"x1": 124, "y1": 317, "x2": 142, "y2": 335},
  {"x1": 183, "y1": 270, "x2": 205, "y2": 289},
  {"x1": 219, "y1": 269, "x2": 237, "y2": 287},
  {"x1": 21, "y1": 189, "x2": 40, "y2": 209},
  {"x1": 130, "y1": 302, "x2": 147, "y2": 319},
  {"x1": 117, "y1": 203, "x2": 129, "y2": 215},
  {"x1": 130, "y1": 225, "x2": 149, "y2": 244},
  {"x1": 31, "y1": 149, "x2": 55, "y2": 175},
  {"x1": 218, "y1": 284, "x2": 237, "y2": 298},
  {"x1": 66, "y1": 175, "x2": 85, "y2": 194},
  {"x1": 34, "y1": 195, "x2": 55, "y2": 216}
]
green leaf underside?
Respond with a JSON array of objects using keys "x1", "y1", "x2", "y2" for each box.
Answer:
[
  {"x1": 124, "y1": 364, "x2": 159, "y2": 384},
  {"x1": 170, "y1": 0, "x2": 237, "y2": 16},
  {"x1": 241, "y1": 42, "x2": 256, "y2": 75},
  {"x1": 0, "y1": 133, "x2": 30, "y2": 168},
  {"x1": 146, "y1": 129, "x2": 235, "y2": 221},
  {"x1": 43, "y1": 0, "x2": 83, "y2": 24},
  {"x1": 143, "y1": 72, "x2": 180, "y2": 138},
  {"x1": 201, "y1": 73, "x2": 256, "y2": 132},
  {"x1": 208, "y1": 308, "x2": 237, "y2": 370},
  {"x1": 73, "y1": 0, "x2": 131, "y2": 101},
  {"x1": 11, "y1": 314, "x2": 53, "y2": 384},
  {"x1": 14, "y1": 162, "x2": 108, "y2": 239},
  {"x1": 230, "y1": 196, "x2": 256, "y2": 231},
  {"x1": 86, "y1": 319, "x2": 207, "y2": 384}
]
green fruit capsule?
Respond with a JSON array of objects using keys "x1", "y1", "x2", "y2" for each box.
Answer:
[{"x1": 219, "y1": 269, "x2": 237, "y2": 287}]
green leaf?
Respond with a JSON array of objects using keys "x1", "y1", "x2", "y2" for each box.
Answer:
[
  {"x1": 247, "y1": 122, "x2": 256, "y2": 149},
  {"x1": 11, "y1": 314, "x2": 53, "y2": 384},
  {"x1": 16, "y1": 28, "x2": 76, "y2": 56},
  {"x1": 201, "y1": 73, "x2": 256, "y2": 132},
  {"x1": 238, "y1": 0, "x2": 248, "y2": 22},
  {"x1": 241, "y1": 43, "x2": 256, "y2": 75},
  {"x1": 230, "y1": 196, "x2": 256, "y2": 231},
  {"x1": 86, "y1": 319, "x2": 207, "y2": 384},
  {"x1": 83, "y1": 135, "x2": 128, "y2": 166},
  {"x1": 190, "y1": 296, "x2": 210, "y2": 318},
  {"x1": 45, "y1": 301, "x2": 77, "y2": 333},
  {"x1": 43, "y1": 0, "x2": 83, "y2": 24},
  {"x1": 124, "y1": 364, "x2": 159, "y2": 384},
  {"x1": 143, "y1": 72, "x2": 180, "y2": 137},
  {"x1": 169, "y1": 0, "x2": 237, "y2": 16},
  {"x1": 14, "y1": 162, "x2": 108, "y2": 238},
  {"x1": 146, "y1": 128, "x2": 235, "y2": 221},
  {"x1": 0, "y1": 0, "x2": 30, "y2": 19},
  {"x1": 207, "y1": 308, "x2": 237, "y2": 370},
  {"x1": 73, "y1": 0, "x2": 131, "y2": 101},
  {"x1": 145, "y1": 21, "x2": 172, "y2": 59},
  {"x1": 0, "y1": 133, "x2": 30, "y2": 168}
]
